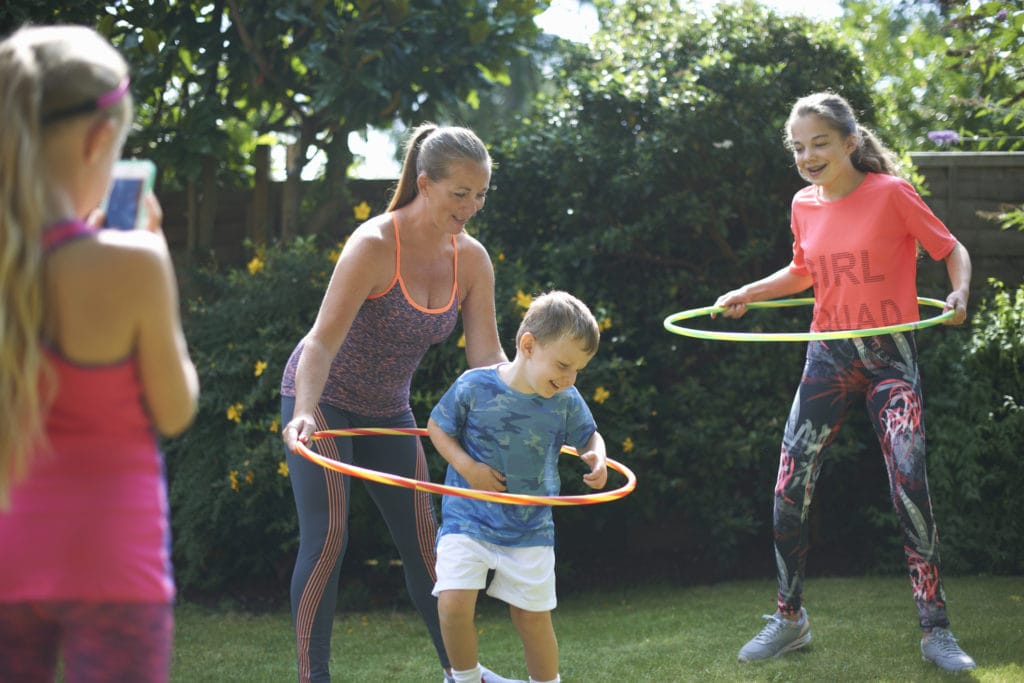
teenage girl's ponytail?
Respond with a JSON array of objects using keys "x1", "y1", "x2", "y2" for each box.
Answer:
[
  {"x1": 0, "y1": 37, "x2": 49, "y2": 509},
  {"x1": 387, "y1": 123, "x2": 438, "y2": 212},
  {"x1": 851, "y1": 124, "x2": 901, "y2": 177}
]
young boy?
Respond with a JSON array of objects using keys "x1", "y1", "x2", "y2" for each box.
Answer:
[{"x1": 427, "y1": 291, "x2": 608, "y2": 683}]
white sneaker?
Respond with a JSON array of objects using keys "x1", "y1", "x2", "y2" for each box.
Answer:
[
  {"x1": 444, "y1": 664, "x2": 525, "y2": 683},
  {"x1": 481, "y1": 664, "x2": 526, "y2": 683},
  {"x1": 921, "y1": 627, "x2": 976, "y2": 672},
  {"x1": 738, "y1": 607, "x2": 812, "y2": 662}
]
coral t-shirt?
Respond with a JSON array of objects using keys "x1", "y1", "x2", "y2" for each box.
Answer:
[{"x1": 788, "y1": 173, "x2": 957, "y2": 332}]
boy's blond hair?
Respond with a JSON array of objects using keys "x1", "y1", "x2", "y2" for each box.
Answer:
[{"x1": 516, "y1": 291, "x2": 600, "y2": 355}]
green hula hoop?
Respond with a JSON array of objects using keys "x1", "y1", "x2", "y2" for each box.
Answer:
[{"x1": 663, "y1": 297, "x2": 954, "y2": 342}]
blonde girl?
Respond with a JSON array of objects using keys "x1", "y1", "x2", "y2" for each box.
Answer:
[{"x1": 0, "y1": 25, "x2": 198, "y2": 683}]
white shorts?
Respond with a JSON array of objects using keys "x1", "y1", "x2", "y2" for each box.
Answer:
[{"x1": 432, "y1": 533, "x2": 556, "y2": 612}]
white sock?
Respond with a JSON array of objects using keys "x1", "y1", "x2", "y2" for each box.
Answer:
[
  {"x1": 529, "y1": 676, "x2": 561, "y2": 683},
  {"x1": 451, "y1": 663, "x2": 483, "y2": 683}
]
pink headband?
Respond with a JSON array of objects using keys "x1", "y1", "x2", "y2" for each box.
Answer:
[
  {"x1": 96, "y1": 77, "x2": 131, "y2": 108},
  {"x1": 41, "y1": 76, "x2": 131, "y2": 125}
]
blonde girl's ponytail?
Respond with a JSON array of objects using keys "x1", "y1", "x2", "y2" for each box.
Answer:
[
  {"x1": 0, "y1": 34, "x2": 49, "y2": 509},
  {"x1": 0, "y1": 26, "x2": 132, "y2": 509}
]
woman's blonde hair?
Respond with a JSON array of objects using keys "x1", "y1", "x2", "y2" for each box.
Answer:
[
  {"x1": 0, "y1": 25, "x2": 131, "y2": 508},
  {"x1": 386, "y1": 123, "x2": 490, "y2": 211}
]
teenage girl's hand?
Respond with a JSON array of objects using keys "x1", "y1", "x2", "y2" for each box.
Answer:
[
  {"x1": 463, "y1": 461, "x2": 507, "y2": 492},
  {"x1": 943, "y1": 289, "x2": 969, "y2": 326},
  {"x1": 579, "y1": 450, "x2": 607, "y2": 489},
  {"x1": 713, "y1": 288, "x2": 750, "y2": 319},
  {"x1": 283, "y1": 413, "x2": 317, "y2": 452}
]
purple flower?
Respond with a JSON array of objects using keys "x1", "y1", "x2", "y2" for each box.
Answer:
[
  {"x1": 996, "y1": 9, "x2": 1008, "y2": 21},
  {"x1": 927, "y1": 130, "x2": 961, "y2": 145}
]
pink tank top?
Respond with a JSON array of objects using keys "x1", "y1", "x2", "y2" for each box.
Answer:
[
  {"x1": 281, "y1": 214, "x2": 459, "y2": 417},
  {"x1": 0, "y1": 220, "x2": 173, "y2": 603}
]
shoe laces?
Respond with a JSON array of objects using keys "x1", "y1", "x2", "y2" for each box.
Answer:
[
  {"x1": 928, "y1": 628, "x2": 965, "y2": 655},
  {"x1": 753, "y1": 613, "x2": 789, "y2": 642}
]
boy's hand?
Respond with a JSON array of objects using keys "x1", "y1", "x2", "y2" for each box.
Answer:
[
  {"x1": 464, "y1": 461, "x2": 507, "y2": 492},
  {"x1": 580, "y1": 451, "x2": 608, "y2": 489}
]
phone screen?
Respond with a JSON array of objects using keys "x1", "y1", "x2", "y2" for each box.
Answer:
[{"x1": 104, "y1": 177, "x2": 145, "y2": 230}]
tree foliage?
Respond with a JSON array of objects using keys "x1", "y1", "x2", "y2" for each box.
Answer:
[
  {"x1": 840, "y1": 0, "x2": 1023, "y2": 153},
  {"x1": 1, "y1": 1, "x2": 549, "y2": 233}
]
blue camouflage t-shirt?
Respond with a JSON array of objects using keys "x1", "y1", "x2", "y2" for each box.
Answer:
[{"x1": 430, "y1": 364, "x2": 597, "y2": 547}]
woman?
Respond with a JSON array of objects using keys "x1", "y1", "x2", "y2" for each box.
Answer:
[
  {"x1": 716, "y1": 92, "x2": 975, "y2": 672},
  {"x1": 280, "y1": 124, "x2": 518, "y2": 683}
]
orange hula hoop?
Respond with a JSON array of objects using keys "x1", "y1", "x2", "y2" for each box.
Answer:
[{"x1": 292, "y1": 427, "x2": 637, "y2": 507}]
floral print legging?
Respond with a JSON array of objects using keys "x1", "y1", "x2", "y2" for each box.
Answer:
[{"x1": 773, "y1": 332, "x2": 949, "y2": 631}]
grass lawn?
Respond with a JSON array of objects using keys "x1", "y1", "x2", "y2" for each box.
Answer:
[{"x1": 172, "y1": 575, "x2": 1023, "y2": 682}]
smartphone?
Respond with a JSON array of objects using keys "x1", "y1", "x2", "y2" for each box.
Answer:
[{"x1": 102, "y1": 159, "x2": 157, "y2": 230}]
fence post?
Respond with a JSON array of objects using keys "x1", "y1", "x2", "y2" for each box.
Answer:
[
  {"x1": 251, "y1": 144, "x2": 271, "y2": 243},
  {"x1": 197, "y1": 155, "x2": 218, "y2": 249}
]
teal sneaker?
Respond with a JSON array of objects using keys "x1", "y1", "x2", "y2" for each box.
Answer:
[
  {"x1": 738, "y1": 607, "x2": 811, "y2": 662},
  {"x1": 921, "y1": 627, "x2": 976, "y2": 672}
]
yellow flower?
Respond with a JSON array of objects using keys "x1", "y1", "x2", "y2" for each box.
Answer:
[
  {"x1": 353, "y1": 201, "x2": 372, "y2": 221},
  {"x1": 247, "y1": 256, "x2": 264, "y2": 275},
  {"x1": 277, "y1": 461, "x2": 289, "y2": 477},
  {"x1": 514, "y1": 290, "x2": 533, "y2": 310},
  {"x1": 593, "y1": 386, "x2": 610, "y2": 404},
  {"x1": 497, "y1": 252, "x2": 505, "y2": 261},
  {"x1": 622, "y1": 437, "x2": 635, "y2": 453},
  {"x1": 245, "y1": 469, "x2": 255, "y2": 485},
  {"x1": 254, "y1": 360, "x2": 268, "y2": 377},
  {"x1": 457, "y1": 333, "x2": 466, "y2": 348},
  {"x1": 226, "y1": 402, "x2": 243, "y2": 423},
  {"x1": 327, "y1": 239, "x2": 346, "y2": 264},
  {"x1": 269, "y1": 418, "x2": 280, "y2": 433},
  {"x1": 599, "y1": 316, "x2": 613, "y2": 332},
  {"x1": 229, "y1": 470, "x2": 240, "y2": 492}
]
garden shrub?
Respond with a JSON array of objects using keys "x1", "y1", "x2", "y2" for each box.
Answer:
[
  {"x1": 922, "y1": 280, "x2": 1024, "y2": 575},
  {"x1": 164, "y1": 2, "x2": 1024, "y2": 598},
  {"x1": 473, "y1": 1, "x2": 881, "y2": 585}
]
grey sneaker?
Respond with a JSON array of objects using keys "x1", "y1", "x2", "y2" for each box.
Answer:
[
  {"x1": 921, "y1": 627, "x2": 976, "y2": 672},
  {"x1": 738, "y1": 607, "x2": 812, "y2": 662}
]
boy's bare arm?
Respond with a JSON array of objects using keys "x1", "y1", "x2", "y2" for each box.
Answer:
[{"x1": 427, "y1": 417, "x2": 507, "y2": 492}]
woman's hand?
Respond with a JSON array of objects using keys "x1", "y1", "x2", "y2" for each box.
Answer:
[{"x1": 283, "y1": 413, "x2": 317, "y2": 452}]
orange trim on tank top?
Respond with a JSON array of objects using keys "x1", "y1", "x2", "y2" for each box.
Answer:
[{"x1": 366, "y1": 213, "x2": 458, "y2": 314}]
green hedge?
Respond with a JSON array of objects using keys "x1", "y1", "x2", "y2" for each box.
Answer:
[{"x1": 164, "y1": 2, "x2": 1024, "y2": 600}]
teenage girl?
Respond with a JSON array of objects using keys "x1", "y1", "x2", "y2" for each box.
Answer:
[
  {"x1": 717, "y1": 91, "x2": 976, "y2": 672},
  {"x1": 280, "y1": 124, "x2": 519, "y2": 683},
  {"x1": 0, "y1": 25, "x2": 199, "y2": 683}
]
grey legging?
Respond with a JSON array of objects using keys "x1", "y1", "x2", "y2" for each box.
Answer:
[{"x1": 282, "y1": 397, "x2": 448, "y2": 682}]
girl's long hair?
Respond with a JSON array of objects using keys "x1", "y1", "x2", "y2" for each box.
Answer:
[
  {"x1": 0, "y1": 26, "x2": 130, "y2": 508},
  {"x1": 386, "y1": 123, "x2": 490, "y2": 212},
  {"x1": 785, "y1": 92, "x2": 901, "y2": 177}
]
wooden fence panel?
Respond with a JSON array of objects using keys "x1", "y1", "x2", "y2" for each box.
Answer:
[{"x1": 160, "y1": 152, "x2": 1024, "y2": 295}]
